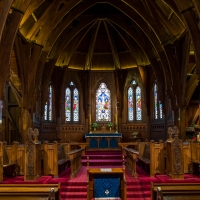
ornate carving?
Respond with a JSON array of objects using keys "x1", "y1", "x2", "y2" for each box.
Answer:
[
  {"x1": 172, "y1": 126, "x2": 182, "y2": 175},
  {"x1": 25, "y1": 128, "x2": 35, "y2": 179}
]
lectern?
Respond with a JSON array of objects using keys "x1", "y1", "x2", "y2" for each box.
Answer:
[{"x1": 87, "y1": 168, "x2": 126, "y2": 200}]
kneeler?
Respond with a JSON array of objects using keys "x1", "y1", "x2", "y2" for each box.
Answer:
[{"x1": 94, "y1": 174, "x2": 120, "y2": 199}]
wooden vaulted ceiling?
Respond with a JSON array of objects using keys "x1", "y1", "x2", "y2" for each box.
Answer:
[{"x1": 18, "y1": 0, "x2": 186, "y2": 70}]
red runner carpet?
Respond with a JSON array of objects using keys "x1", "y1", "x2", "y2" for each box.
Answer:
[{"x1": 1, "y1": 150, "x2": 200, "y2": 200}]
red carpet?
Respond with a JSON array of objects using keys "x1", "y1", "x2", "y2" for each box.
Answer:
[{"x1": 1, "y1": 149, "x2": 200, "y2": 200}]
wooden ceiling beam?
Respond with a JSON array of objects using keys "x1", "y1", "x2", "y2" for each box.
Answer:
[
  {"x1": 106, "y1": 18, "x2": 167, "y2": 112},
  {"x1": 0, "y1": 0, "x2": 13, "y2": 42},
  {"x1": 147, "y1": 0, "x2": 183, "y2": 36},
  {"x1": 187, "y1": 63, "x2": 196, "y2": 74},
  {"x1": 19, "y1": 0, "x2": 45, "y2": 26},
  {"x1": 186, "y1": 76, "x2": 199, "y2": 106},
  {"x1": 50, "y1": 17, "x2": 99, "y2": 61},
  {"x1": 85, "y1": 20, "x2": 101, "y2": 70},
  {"x1": 0, "y1": 0, "x2": 33, "y2": 99},
  {"x1": 57, "y1": 24, "x2": 93, "y2": 66},
  {"x1": 26, "y1": 0, "x2": 82, "y2": 43},
  {"x1": 173, "y1": 0, "x2": 200, "y2": 78},
  {"x1": 120, "y1": 0, "x2": 174, "y2": 43},
  {"x1": 43, "y1": 1, "x2": 98, "y2": 52},
  {"x1": 103, "y1": 20, "x2": 120, "y2": 70}
]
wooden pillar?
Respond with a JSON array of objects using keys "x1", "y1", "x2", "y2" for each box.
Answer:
[
  {"x1": 173, "y1": 108, "x2": 179, "y2": 128},
  {"x1": 21, "y1": 109, "x2": 32, "y2": 143},
  {"x1": 180, "y1": 107, "x2": 186, "y2": 141},
  {"x1": 0, "y1": 101, "x2": 2, "y2": 141}
]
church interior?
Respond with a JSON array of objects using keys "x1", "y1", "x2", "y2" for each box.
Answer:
[{"x1": 0, "y1": 0, "x2": 200, "y2": 200}]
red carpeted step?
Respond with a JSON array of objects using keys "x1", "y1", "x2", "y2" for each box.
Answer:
[
  {"x1": 82, "y1": 155, "x2": 123, "y2": 160},
  {"x1": 127, "y1": 191, "x2": 144, "y2": 198},
  {"x1": 64, "y1": 185, "x2": 87, "y2": 192},
  {"x1": 65, "y1": 191, "x2": 87, "y2": 198}
]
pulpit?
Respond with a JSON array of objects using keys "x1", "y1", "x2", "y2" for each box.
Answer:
[{"x1": 87, "y1": 168, "x2": 126, "y2": 200}]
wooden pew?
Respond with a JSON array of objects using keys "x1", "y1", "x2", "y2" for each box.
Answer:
[
  {"x1": 62, "y1": 142, "x2": 88, "y2": 156},
  {"x1": 68, "y1": 148, "x2": 84, "y2": 178},
  {"x1": 118, "y1": 142, "x2": 138, "y2": 156},
  {"x1": 183, "y1": 141, "x2": 193, "y2": 173},
  {"x1": 43, "y1": 141, "x2": 84, "y2": 178},
  {"x1": 150, "y1": 140, "x2": 165, "y2": 177},
  {"x1": 137, "y1": 141, "x2": 150, "y2": 173},
  {"x1": 16, "y1": 144, "x2": 25, "y2": 175},
  {"x1": 0, "y1": 141, "x2": 18, "y2": 182},
  {"x1": 151, "y1": 182, "x2": 200, "y2": 200},
  {"x1": 191, "y1": 141, "x2": 200, "y2": 174},
  {"x1": 43, "y1": 141, "x2": 63, "y2": 177},
  {"x1": 0, "y1": 183, "x2": 61, "y2": 200},
  {"x1": 124, "y1": 147, "x2": 139, "y2": 177}
]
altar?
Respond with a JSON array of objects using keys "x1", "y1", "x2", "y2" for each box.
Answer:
[{"x1": 85, "y1": 133, "x2": 122, "y2": 149}]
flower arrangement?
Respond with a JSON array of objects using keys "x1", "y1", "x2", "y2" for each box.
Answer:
[
  {"x1": 92, "y1": 122, "x2": 98, "y2": 128},
  {"x1": 107, "y1": 122, "x2": 113, "y2": 128}
]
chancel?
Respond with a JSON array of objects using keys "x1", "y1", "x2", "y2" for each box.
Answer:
[{"x1": 1, "y1": 1, "x2": 200, "y2": 200}]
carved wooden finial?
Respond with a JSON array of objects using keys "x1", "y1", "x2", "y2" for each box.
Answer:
[
  {"x1": 167, "y1": 127, "x2": 174, "y2": 141},
  {"x1": 173, "y1": 126, "x2": 179, "y2": 138}
]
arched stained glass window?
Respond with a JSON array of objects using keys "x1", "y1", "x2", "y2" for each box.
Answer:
[
  {"x1": 127, "y1": 79, "x2": 142, "y2": 121},
  {"x1": 65, "y1": 88, "x2": 71, "y2": 122},
  {"x1": 154, "y1": 83, "x2": 163, "y2": 119},
  {"x1": 73, "y1": 88, "x2": 79, "y2": 122},
  {"x1": 44, "y1": 84, "x2": 53, "y2": 121},
  {"x1": 128, "y1": 87, "x2": 134, "y2": 121},
  {"x1": 136, "y1": 86, "x2": 142, "y2": 120},
  {"x1": 154, "y1": 84, "x2": 158, "y2": 119},
  {"x1": 96, "y1": 83, "x2": 111, "y2": 121},
  {"x1": 159, "y1": 101, "x2": 163, "y2": 119},
  {"x1": 49, "y1": 85, "x2": 52, "y2": 120},
  {"x1": 44, "y1": 102, "x2": 48, "y2": 120},
  {"x1": 65, "y1": 82, "x2": 79, "y2": 123}
]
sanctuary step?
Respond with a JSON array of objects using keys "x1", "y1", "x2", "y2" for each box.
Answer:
[{"x1": 81, "y1": 150, "x2": 124, "y2": 166}]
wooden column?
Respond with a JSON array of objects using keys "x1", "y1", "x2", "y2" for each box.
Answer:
[
  {"x1": 21, "y1": 109, "x2": 32, "y2": 143},
  {"x1": 180, "y1": 107, "x2": 186, "y2": 141},
  {"x1": 0, "y1": 101, "x2": 3, "y2": 141}
]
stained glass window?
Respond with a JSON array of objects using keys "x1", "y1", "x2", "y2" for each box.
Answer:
[
  {"x1": 96, "y1": 83, "x2": 111, "y2": 121},
  {"x1": 154, "y1": 84, "x2": 158, "y2": 119},
  {"x1": 128, "y1": 87, "x2": 134, "y2": 121},
  {"x1": 136, "y1": 86, "x2": 142, "y2": 120},
  {"x1": 44, "y1": 84, "x2": 53, "y2": 121},
  {"x1": 159, "y1": 101, "x2": 163, "y2": 119},
  {"x1": 127, "y1": 80, "x2": 142, "y2": 121},
  {"x1": 73, "y1": 88, "x2": 79, "y2": 122},
  {"x1": 65, "y1": 88, "x2": 71, "y2": 122},
  {"x1": 49, "y1": 85, "x2": 52, "y2": 120},
  {"x1": 44, "y1": 102, "x2": 48, "y2": 120},
  {"x1": 65, "y1": 84, "x2": 79, "y2": 123},
  {"x1": 154, "y1": 83, "x2": 163, "y2": 119}
]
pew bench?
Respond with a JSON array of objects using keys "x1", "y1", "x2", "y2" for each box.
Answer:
[
  {"x1": 124, "y1": 147, "x2": 139, "y2": 177},
  {"x1": 0, "y1": 142, "x2": 18, "y2": 181},
  {"x1": 151, "y1": 182, "x2": 200, "y2": 200},
  {"x1": 58, "y1": 144, "x2": 70, "y2": 174},
  {"x1": 0, "y1": 183, "x2": 61, "y2": 200},
  {"x1": 137, "y1": 142, "x2": 150, "y2": 173}
]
